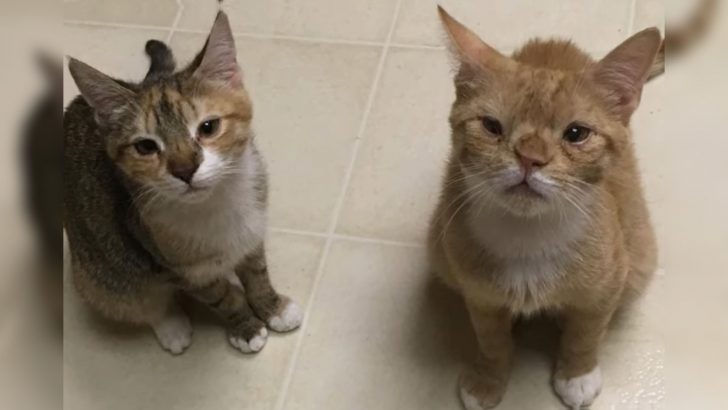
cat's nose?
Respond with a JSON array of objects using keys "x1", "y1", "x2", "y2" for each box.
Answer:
[
  {"x1": 169, "y1": 163, "x2": 199, "y2": 184},
  {"x1": 516, "y1": 151, "x2": 548, "y2": 172},
  {"x1": 514, "y1": 134, "x2": 551, "y2": 173}
]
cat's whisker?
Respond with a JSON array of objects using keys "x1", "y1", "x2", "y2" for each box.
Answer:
[
  {"x1": 434, "y1": 169, "x2": 494, "y2": 225},
  {"x1": 438, "y1": 177, "x2": 491, "y2": 242}
]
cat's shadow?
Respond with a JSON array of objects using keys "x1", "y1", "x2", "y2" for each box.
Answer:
[
  {"x1": 405, "y1": 276, "x2": 563, "y2": 401},
  {"x1": 408, "y1": 276, "x2": 561, "y2": 358}
]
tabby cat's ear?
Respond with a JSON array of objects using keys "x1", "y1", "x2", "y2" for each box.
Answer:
[
  {"x1": 437, "y1": 6, "x2": 512, "y2": 74},
  {"x1": 68, "y1": 58, "x2": 136, "y2": 124},
  {"x1": 592, "y1": 28, "x2": 662, "y2": 123},
  {"x1": 194, "y1": 11, "x2": 242, "y2": 88}
]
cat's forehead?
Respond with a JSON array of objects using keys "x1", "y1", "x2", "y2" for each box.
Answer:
[
  {"x1": 136, "y1": 81, "x2": 198, "y2": 138},
  {"x1": 502, "y1": 67, "x2": 587, "y2": 125}
]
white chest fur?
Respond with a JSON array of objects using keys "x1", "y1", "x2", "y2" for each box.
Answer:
[
  {"x1": 466, "y1": 206, "x2": 588, "y2": 314},
  {"x1": 143, "y1": 149, "x2": 267, "y2": 284}
]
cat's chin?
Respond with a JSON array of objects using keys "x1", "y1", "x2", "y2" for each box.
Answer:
[
  {"x1": 165, "y1": 185, "x2": 215, "y2": 204},
  {"x1": 494, "y1": 191, "x2": 554, "y2": 218}
]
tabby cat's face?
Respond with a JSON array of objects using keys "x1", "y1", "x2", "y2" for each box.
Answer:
[
  {"x1": 109, "y1": 79, "x2": 253, "y2": 203},
  {"x1": 69, "y1": 12, "x2": 250, "y2": 204}
]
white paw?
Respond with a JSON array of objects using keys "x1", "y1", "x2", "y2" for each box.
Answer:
[
  {"x1": 268, "y1": 301, "x2": 303, "y2": 333},
  {"x1": 152, "y1": 314, "x2": 192, "y2": 355},
  {"x1": 229, "y1": 327, "x2": 268, "y2": 353},
  {"x1": 554, "y1": 366, "x2": 603, "y2": 409},
  {"x1": 460, "y1": 387, "x2": 490, "y2": 410}
]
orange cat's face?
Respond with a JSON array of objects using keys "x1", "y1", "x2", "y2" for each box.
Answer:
[
  {"x1": 451, "y1": 56, "x2": 624, "y2": 217},
  {"x1": 441, "y1": 10, "x2": 661, "y2": 217}
]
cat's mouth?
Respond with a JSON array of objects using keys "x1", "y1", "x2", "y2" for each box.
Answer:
[
  {"x1": 183, "y1": 184, "x2": 212, "y2": 197},
  {"x1": 186, "y1": 185, "x2": 208, "y2": 192},
  {"x1": 506, "y1": 180, "x2": 544, "y2": 198}
]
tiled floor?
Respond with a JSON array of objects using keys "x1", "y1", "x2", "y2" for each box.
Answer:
[{"x1": 63, "y1": 1, "x2": 677, "y2": 409}]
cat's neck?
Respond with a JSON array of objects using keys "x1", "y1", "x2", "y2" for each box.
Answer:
[{"x1": 464, "y1": 200, "x2": 593, "y2": 261}]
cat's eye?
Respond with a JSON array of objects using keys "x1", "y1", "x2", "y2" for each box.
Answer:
[
  {"x1": 133, "y1": 139, "x2": 160, "y2": 156},
  {"x1": 563, "y1": 123, "x2": 592, "y2": 144},
  {"x1": 197, "y1": 118, "x2": 221, "y2": 139},
  {"x1": 481, "y1": 116, "x2": 503, "y2": 136}
]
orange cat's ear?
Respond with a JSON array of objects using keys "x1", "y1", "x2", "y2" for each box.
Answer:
[
  {"x1": 592, "y1": 28, "x2": 662, "y2": 123},
  {"x1": 437, "y1": 6, "x2": 510, "y2": 72},
  {"x1": 194, "y1": 11, "x2": 242, "y2": 88}
]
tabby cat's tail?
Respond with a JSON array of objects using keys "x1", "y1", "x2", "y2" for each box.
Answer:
[{"x1": 143, "y1": 40, "x2": 176, "y2": 83}]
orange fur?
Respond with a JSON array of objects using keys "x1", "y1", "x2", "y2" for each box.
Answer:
[{"x1": 429, "y1": 7, "x2": 660, "y2": 409}]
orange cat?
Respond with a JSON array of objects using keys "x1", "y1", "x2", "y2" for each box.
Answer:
[{"x1": 428, "y1": 7, "x2": 661, "y2": 409}]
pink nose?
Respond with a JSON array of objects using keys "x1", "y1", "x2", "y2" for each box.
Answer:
[{"x1": 516, "y1": 152, "x2": 548, "y2": 173}]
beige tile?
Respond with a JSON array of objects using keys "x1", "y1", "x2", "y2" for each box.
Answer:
[
  {"x1": 238, "y1": 39, "x2": 380, "y2": 232},
  {"x1": 177, "y1": 0, "x2": 398, "y2": 42},
  {"x1": 595, "y1": 340, "x2": 665, "y2": 409},
  {"x1": 631, "y1": 38, "x2": 728, "y2": 405},
  {"x1": 393, "y1": 0, "x2": 633, "y2": 53},
  {"x1": 63, "y1": 24, "x2": 169, "y2": 106},
  {"x1": 235, "y1": 38, "x2": 380, "y2": 232},
  {"x1": 633, "y1": 53, "x2": 728, "y2": 275},
  {"x1": 64, "y1": 0, "x2": 179, "y2": 27},
  {"x1": 632, "y1": 0, "x2": 665, "y2": 33},
  {"x1": 336, "y1": 48, "x2": 453, "y2": 243},
  {"x1": 283, "y1": 240, "x2": 665, "y2": 410},
  {"x1": 283, "y1": 240, "x2": 476, "y2": 410},
  {"x1": 64, "y1": 232, "x2": 324, "y2": 410}
]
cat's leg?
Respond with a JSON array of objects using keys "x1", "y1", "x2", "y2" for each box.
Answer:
[
  {"x1": 185, "y1": 278, "x2": 268, "y2": 353},
  {"x1": 552, "y1": 307, "x2": 614, "y2": 409},
  {"x1": 460, "y1": 300, "x2": 514, "y2": 410},
  {"x1": 235, "y1": 246, "x2": 302, "y2": 333}
]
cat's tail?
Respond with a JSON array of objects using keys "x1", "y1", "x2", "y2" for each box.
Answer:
[
  {"x1": 143, "y1": 40, "x2": 176, "y2": 83},
  {"x1": 647, "y1": 0, "x2": 717, "y2": 82}
]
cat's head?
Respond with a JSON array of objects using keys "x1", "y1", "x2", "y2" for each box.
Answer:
[
  {"x1": 68, "y1": 12, "x2": 251, "y2": 204},
  {"x1": 438, "y1": 7, "x2": 661, "y2": 218}
]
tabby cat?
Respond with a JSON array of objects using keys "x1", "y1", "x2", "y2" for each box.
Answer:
[
  {"x1": 64, "y1": 12, "x2": 302, "y2": 355},
  {"x1": 428, "y1": 7, "x2": 661, "y2": 409}
]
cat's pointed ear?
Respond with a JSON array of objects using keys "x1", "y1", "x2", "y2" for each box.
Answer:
[
  {"x1": 68, "y1": 58, "x2": 136, "y2": 123},
  {"x1": 592, "y1": 28, "x2": 662, "y2": 122},
  {"x1": 437, "y1": 6, "x2": 511, "y2": 72},
  {"x1": 194, "y1": 11, "x2": 242, "y2": 87}
]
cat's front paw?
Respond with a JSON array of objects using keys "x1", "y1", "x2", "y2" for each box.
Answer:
[
  {"x1": 267, "y1": 297, "x2": 303, "y2": 333},
  {"x1": 553, "y1": 366, "x2": 602, "y2": 409},
  {"x1": 459, "y1": 367, "x2": 507, "y2": 410},
  {"x1": 228, "y1": 318, "x2": 268, "y2": 353},
  {"x1": 152, "y1": 312, "x2": 192, "y2": 355}
]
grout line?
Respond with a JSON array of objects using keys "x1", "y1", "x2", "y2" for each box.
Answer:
[
  {"x1": 165, "y1": 0, "x2": 185, "y2": 43},
  {"x1": 63, "y1": 19, "x2": 172, "y2": 32},
  {"x1": 272, "y1": 1, "x2": 404, "y2": 409},
  {"x1": 332, "y1": 233, "x2": 423, "y2": 249},
  {"x1": 390, "y1": 42, "x2": 446, "y2": 51},
  {"x1": 64, "y1": 19, "x2": 447, "y2": 52},
  {"x1": 268, "y1": 227, "x2": 424, "y2": 249},
  {"x1": 230, "y1": 31, "x2": 384, "y2": 48},
  {"x1": 627, "y1": 0, "x2": 638, "y2": 34},
  {"x1": 173, "y1": 26, "x2": 383, "y2": 47},
  {"x1": 268, "y1": 227, "x2": 329, "y2": 239}
]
